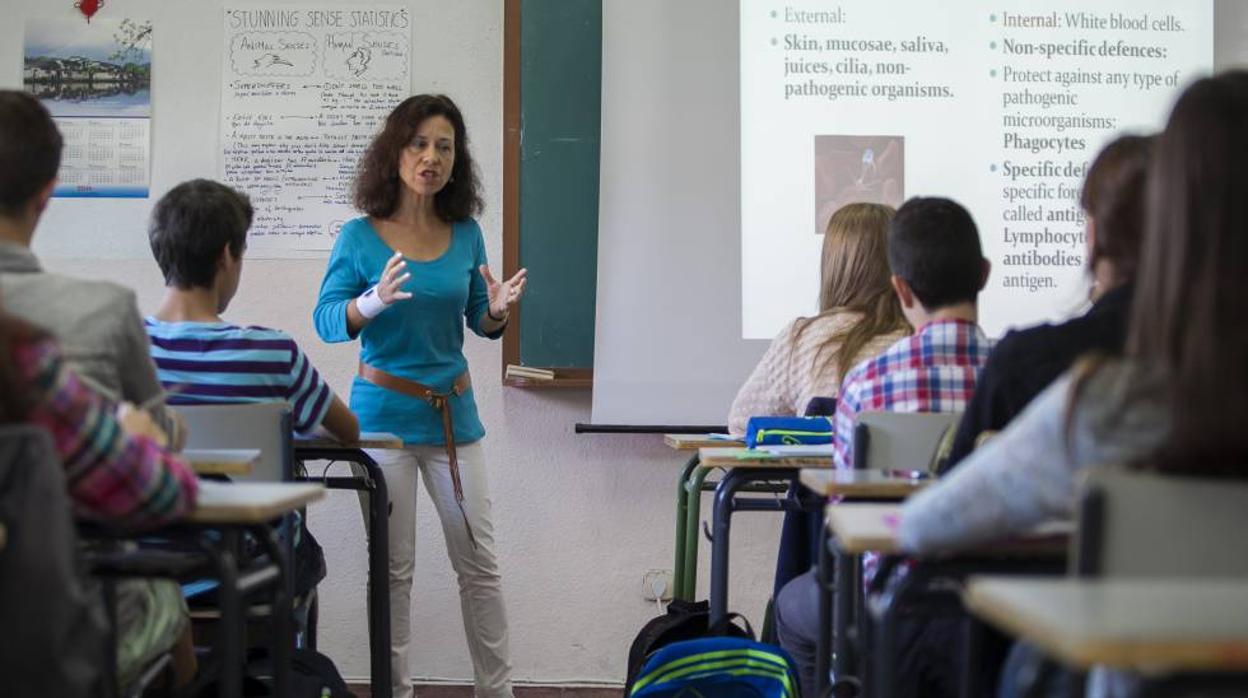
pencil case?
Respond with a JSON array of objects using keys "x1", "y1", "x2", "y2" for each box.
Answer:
[{"x1": 744, "y1": 416, "x2": 834, "y2": 448}]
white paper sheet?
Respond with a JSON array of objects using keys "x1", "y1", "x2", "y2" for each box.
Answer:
[{"x1": 221, "y1": 6, "x2": 411, "y2": 256}]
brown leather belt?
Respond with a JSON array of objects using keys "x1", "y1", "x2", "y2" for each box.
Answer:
[{"x1": 359, "y1": 361, "x2": 476, "y2": 548}]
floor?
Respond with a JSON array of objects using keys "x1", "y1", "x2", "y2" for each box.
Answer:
[{"x1": 348, "y1": 685, "x2": 624, "y2": 698}]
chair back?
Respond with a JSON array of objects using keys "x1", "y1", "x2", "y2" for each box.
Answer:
[
  {"x1": 1074, "y1": 467, "x2": 1248, "y2": 577},
  {"x1": 851, "y1": 411, "x2": 961, "y2": 472},
  {"x1": 803, "y1": 396, "x2": 837, "y2": 417},
  {"x1": 0, "y1": 424, "x2": 106, "y2": 697},
  {"x1": 174, "y1": 402, "x2": 292, "y2": 482}
]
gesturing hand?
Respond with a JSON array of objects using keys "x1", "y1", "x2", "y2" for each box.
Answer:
[
  {"x1": 378, "y1": 251, "x2": 414, "y2": 304},
  {"x1": 480, "y1": 266, "x2": 527, "y2": 319}
]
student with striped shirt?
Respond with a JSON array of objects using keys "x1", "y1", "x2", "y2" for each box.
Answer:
[{"x1": 143, "y1": 179, "x2": 359, "y2": 443}]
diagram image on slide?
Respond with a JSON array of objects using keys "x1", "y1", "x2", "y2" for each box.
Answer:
[{"x1": 814, "y1": 135, "x2": 904, "y2": 234}]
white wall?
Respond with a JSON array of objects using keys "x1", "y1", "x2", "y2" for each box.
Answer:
[{"x1": 1, "y1": 0, "x2": 781, "y2": 685}]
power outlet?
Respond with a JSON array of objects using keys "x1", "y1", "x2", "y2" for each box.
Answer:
[{"x1": 642, "y1": 569, "x2": 673, "y2": 602}]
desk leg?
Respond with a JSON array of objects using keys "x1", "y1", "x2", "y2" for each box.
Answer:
[
  {"x1": 210, "y1": 533, "x2": 242, "y2": 698},
  {"x1": 960, "y1": 615, "x2": 985, "y2": 698},
  {"x1": 682, "y1": 466, "x2": 713, "y2": 600},
  {"x1": 815, "y1": 526, "x2": 834, "y2": 696},
  {"x1": 298, "y1": 450, "x2": 393, "y2": 698},
  {"x1": 254, "y1": 524, "x2": 293, "y2": 698},
  {"x1": 672, "y1": 454, "x2": 700, "y2": 602},
  {"x1": 355, "y1": 456, "x2": 393, "y2": 698},
  {"x1": 833, "y1": 549, "x2": 860, "y2": 689},
  {"x1": 709, "y1": 469, "x2": 748, "y2": 628}
]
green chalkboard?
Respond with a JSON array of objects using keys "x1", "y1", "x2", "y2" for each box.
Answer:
[{"x1": 516, "y1": 0, "x2": 601, "y2": 369}]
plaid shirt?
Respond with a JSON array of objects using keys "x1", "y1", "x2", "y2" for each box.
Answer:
[
  {"x1": 832, "y1": 319, "x2": 992, "y2": 471},
  {"x1": 17, "y1": 337, "x2": 198, "y2": 528}
]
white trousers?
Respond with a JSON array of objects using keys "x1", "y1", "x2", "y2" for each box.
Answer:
[{"x1": 361, "y1": 441, "x2": 514, "y2": 698}]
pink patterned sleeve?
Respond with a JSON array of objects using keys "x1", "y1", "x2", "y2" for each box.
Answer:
[{"x1": 18, "y1": 338, "x2": 198, "y2": 527}]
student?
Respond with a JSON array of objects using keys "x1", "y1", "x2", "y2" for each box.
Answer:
[
  {"x1": 0, "y1": 89, "x2": 198, "y2": 691},
  {"x1": 728, "y1": 202, "x2": 910, "y2": 436},
  {"x1": 144, "y1": 179, "x2": 359, "y2": 443},
  {"x1": 0, "y1": 304, "x2": 200, "y2": 689},
  {"x1": 0, "y1": 91, "x2": 183, "y2": 447},
  {"x1": 774, "y1": 196, "x2": 993, "y2": 698},
  {"x1": 944, "y1": 135, "x2": 1154, "y2": 469},
  {"x1": 900, "y1": 70, "x2": 1248, "y2": 698}
]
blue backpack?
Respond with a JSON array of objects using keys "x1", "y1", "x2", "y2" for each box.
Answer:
[{"x1": 630, "y1": 636, "x2": 801, "y2": 697}]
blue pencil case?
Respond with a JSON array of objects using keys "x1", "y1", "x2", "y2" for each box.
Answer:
[{"x1": 744, "y1": 416, "x2": 834, "y2": 448}]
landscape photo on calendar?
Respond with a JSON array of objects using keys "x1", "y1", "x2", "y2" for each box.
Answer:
[{"x1": 23, "y1": 17, "x2": 152, "y2": 118}]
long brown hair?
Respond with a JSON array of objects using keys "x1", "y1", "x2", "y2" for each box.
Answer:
[
  {"x1": 793, "y1": 203, "x2": 909, "y2": 387},
  {"x1": 1070, "y1": 71, "x2": 1248, "y2": 473},
  {"x1": 1130, "y1": 71, "x2": 1248, "y2": 472}
]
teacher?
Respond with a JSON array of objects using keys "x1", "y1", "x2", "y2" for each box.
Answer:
[{"x1": 313, "y1": 94, "x2": 524, "y2": 698}]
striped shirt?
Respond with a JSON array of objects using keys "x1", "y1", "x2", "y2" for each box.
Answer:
[
  {"x1": 832, "y1": 318, "x2": 992, "y2": 471},
  {"x1": 15, "y1": 336, "x2": 198, "y2": 527},
  {"x1": 144, "y1": 319, "x2": 332, "y2": 434}
]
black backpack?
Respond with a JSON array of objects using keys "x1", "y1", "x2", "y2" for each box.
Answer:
[
  {"x1": 624, "y1": 599, "x2": 754, "y2": 695},
  {"x1": 198, "y1": 647, "x2": 352, "y2": 697}
]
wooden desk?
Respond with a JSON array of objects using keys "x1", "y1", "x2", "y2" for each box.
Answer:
[
  {"x1": 800, "y1": 468, "x2": 929, "y2": 500},
  {"x1": 664, "y1": 433, "x2": 744, "y2": 450},
  {"x1": 819, "y1": 504, "x2": 1070, "y2": 696},
  {"x1": 294, "y1": 431, "x2": 404, "y2": 449},
  {"x1": 965, "y1": 577, "x2": 1248, "y2": 671},
  {"x1": 184, "y1": 448, "x2": 261, "y2": 476},
  {"x1": 826, "y1": 503, "x2": 1070, "y2": 555},
  {"x1": 698, "y1": 447, "x2": 836, "y2": 469},
  {"x1": 189, "y1": 481, "x2": 325, "y2": 524}
]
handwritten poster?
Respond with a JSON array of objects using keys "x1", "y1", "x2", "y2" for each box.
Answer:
[
  {"x1": 221, "y1": 6, "x2": 410, "y2": 255},
  {"x1": 25, "y1": 18, "x2": 153, "y2": 198}
]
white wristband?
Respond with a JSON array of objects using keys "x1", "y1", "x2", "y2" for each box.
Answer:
[{"x1": 356, "y1": 284, "x2": 389, "y2": 319}]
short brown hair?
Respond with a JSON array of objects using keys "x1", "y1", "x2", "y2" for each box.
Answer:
[
  {"x1": 353, "y1": 94, "x2": 483, "y2": 222},
  {"x1": 149, "y1": 179, "x2": 252, "y2": 289},
  {"x1": 0, "y1": 91, "x2": 62, "y2": 216}
]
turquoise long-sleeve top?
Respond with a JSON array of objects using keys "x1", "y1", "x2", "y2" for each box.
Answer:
[{"x1": 313, "y1": 216, "x2": 502, "y2": 445}]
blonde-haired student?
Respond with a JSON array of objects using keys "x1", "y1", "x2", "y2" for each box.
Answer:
[{"x1": 728, "y1": 202, "x2": 910, "y2": 436}]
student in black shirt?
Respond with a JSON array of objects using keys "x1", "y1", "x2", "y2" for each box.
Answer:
[{"x1": 944, "y1": 134, "x2": 1154, "y2": 471}]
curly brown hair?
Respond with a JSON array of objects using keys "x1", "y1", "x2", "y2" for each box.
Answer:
[{"x1": 353, "y1": 94, "x2": 484, "y2": 222}]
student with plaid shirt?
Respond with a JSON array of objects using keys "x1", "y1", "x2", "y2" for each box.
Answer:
[{"x1": 775, "y1": 197, "x2": 993, "y2": 698}]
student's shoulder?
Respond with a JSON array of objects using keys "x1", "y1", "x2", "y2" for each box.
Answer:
[
  {"x1": 453, "y1": 217, "x2": 485, "y2": 245},
  {"x1": 335, "y1": 216, "x2": 374, "y2": 244},
  {"x1": 39, "y1": 272, "x2": 139, "y2": 312},
  {"x1": 843, "y1": 332, "x2": 908, "y2": 386},
  {"x1": 231, "y1": 323, "x2": 300, "y2": 346},
  {"x1": 989, "y1": 311, "x2": 1114, "y2": 374}
]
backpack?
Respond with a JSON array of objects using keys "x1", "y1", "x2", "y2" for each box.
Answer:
[
  {"x1": 197, "y1": 647, "x2": 352, "y2": 697},
  {"x1": 625, "y1": 599, "x2": 753, "y2": 694},
  {"x1": 630, "y1": 635, "x2": 802, "y2": 697}
]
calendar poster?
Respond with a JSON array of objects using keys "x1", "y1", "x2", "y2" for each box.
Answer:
[{"x1": 24, "y1": 18, "x2": 152, "y2": 198}]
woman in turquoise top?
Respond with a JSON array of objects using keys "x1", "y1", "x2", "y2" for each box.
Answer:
[{"x1": 313, "y1": 94, "x2": 526, "y2": 698}]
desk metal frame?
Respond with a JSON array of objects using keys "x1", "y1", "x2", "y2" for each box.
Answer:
[
  {"x1": 708, "y1": 467, "x2": 822, "y2": 627},
  {"x1": 815, "y1": 528, "x2": 1066, "y2": 698},
  {"x1": 673, "y1": 456, "x2": 792, "y2": 603},
  {"x1": 294, "y1": 444, "x2": 392, "y2": 698},
  {"x1": 85, "y1": 520, "x2": 293, "y2": 698}
]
